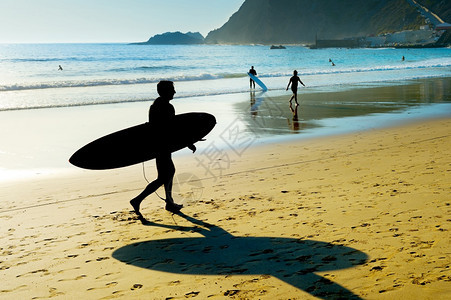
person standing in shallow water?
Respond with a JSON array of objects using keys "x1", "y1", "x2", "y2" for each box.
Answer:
[
  {"x1": 130, "y1": 81, "x2": 195, "y2": 216},
  {"x1": 286, "y1": 70, "x2": 305, "y2": 106},
  {"x1": 249, "y1": 66, "x2": 257, "y2": 89}
]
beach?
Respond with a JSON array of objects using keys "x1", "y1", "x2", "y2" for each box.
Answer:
[
  {"x1": 0, "y1": 43, "x2": 450, "y2": 299},
  {"x1": 1, "y1": 114, "x2": 450, "y2": 299}
]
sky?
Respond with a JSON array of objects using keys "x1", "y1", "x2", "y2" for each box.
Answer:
[{"x1": 0, "y1": 0, "x2": 245, "y2": 43}]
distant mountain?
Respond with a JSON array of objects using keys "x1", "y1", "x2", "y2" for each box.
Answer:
[
  {"x1": 133, "y1": 32, "x2": 204, "y2": 45},
  {"x1": 205, "y1": 0, "x2": 450, "y2": 44}
]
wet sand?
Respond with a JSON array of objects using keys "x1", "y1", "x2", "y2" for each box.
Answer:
[
  {"x1": 1, "y1": 116, "x2": 450, "y2": 299},
  {"x1": 0, "y1": 77, "x2": 449, "y2": 178}
]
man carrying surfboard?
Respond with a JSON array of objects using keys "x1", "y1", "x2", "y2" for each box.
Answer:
[
  {"x1": 249, "y1": 66, "x2": 257, "y2": 89},
  {"x1": 286, "y1": 70, "x2": 305, "y2": 107},
  {"x1": 130, "y1": 81, "x2": 195, "y2": 216}
]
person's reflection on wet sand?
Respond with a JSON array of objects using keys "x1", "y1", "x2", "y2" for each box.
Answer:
[{"x1": 290, "y1": 103, "x2": 300, "y2": 131}]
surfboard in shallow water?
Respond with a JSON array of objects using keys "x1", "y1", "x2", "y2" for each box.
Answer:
[{"x1": 248, "y1": 72, "x2": 268, "y2": 91}]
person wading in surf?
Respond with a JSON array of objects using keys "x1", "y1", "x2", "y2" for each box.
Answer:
[
  {"x1": 130, "y1": 81, "x2": 195, "y2": 216},
  {"x1": 286, "y1": 70, "x2": 305, "y2": 107}
]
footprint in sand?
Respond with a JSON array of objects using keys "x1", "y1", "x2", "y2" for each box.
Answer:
[{"x1": 131, "y1": 283, "x2": 143, "y2": 290}]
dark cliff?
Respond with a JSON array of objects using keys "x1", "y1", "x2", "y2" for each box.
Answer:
[{"x1": 205, "y1": 0, "x2": 447, "y2": 44}]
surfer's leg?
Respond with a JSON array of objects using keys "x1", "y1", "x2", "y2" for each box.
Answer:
[
  {"x1": 130, "y1": 155, "x2": 171, "y2": 216},
  {"x1": 157, "y1": 154, "x2": 183, "y2": 213},
  {"x1": 130, "y1": 178, "x2": 164, "y2": 216},
  {"x1": 163, "y1": 160, "x2": 183, "y2": 213},
  {"x1": 294, "y1": 93, "x2": 299, "y2": 106},
  {"x1": 130, "y1": 198, "x2": 142, "y2": 217},
  {"x1": 291, "y1": 88, "x2": 299, "y2": 106},
  {"x1": 163, "y1": 158, "x2": 175, "y2": 202}
]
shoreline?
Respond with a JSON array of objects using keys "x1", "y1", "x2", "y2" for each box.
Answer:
[
  {"x1": 0, "y1": 76, "x2": 449, "y2": 184},
  {"x1": 2, "y1": 115, "x2": 450, "y2": 205},
  {"x1": 1, "y1": 116, "x2": 450, "y2": 298}
]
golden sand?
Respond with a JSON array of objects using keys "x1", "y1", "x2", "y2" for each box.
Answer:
[{"x1": 1, "y1": 117, "x2": 450, "y2": 299}]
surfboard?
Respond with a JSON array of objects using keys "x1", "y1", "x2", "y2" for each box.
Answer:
[
  {"x1": 69, "y1": 112, "x2": 216, "y2": 170},
  {"x1": 248, "y1": 72, "x2": 267, "y2": 91}
]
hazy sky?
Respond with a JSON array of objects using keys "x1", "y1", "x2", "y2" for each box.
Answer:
[{"x1": 0, "y1": 0, "x2": 245, "y2": 43}]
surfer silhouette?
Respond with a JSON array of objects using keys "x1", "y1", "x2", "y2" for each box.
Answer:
[
  {"x1": 130, "y1": 81, "x2": 195, "y2": 216},
  {"x1": 249, "y1": 66, "x2": 257, "y2": 89},
  {"x1": 286, "y1": 70, "x2": 305, "y2": 106}
]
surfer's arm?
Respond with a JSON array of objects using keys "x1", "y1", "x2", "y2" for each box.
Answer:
[
  {"x1": 299, "y1": 78, "x2": 305, "y2": 87},
  {"x1": 286, "y1": 80, "x2": 291, "y2": 90},
  {"x1": 187, "y1": 144, "x2": 196, "y2": 153}
]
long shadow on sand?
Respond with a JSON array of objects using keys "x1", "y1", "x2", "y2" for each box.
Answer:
[{"x1": 112, "y1": 212, "x2": 368, "y2": 299}]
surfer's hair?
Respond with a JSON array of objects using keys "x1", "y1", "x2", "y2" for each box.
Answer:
[{"x1": 157, "y1": 81, "x2": 174, "y2": 96}]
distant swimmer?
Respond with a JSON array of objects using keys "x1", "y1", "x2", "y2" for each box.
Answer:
[
  {"x1": 58, "y1": 65, "x2": 63, "y2": 71},
  {"x1": 249, "y1": 66, "x2": 257, "y2": 89},
  {"x1": 286, "y1": 70, "x2": 305, "y2": 107},
  {"x1": 329, "y1": 59, "x2": 335, "y2": 66},
  {"x1": 402, "y1": 56, "x2": 405, "y2": 61}
]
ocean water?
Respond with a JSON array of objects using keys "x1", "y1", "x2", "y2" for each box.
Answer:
[
  {"x1": 0, "y1": 43, "x2": 450, "y2": 110},
  {"x1": 0, "y1": 43, "x2": 450, "y2": 180}
]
